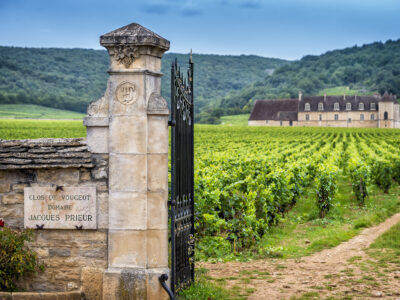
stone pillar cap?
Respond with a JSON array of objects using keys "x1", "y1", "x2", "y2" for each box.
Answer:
[{"x1": 100, "y1": 23, "x2": 170, "y2": 50}]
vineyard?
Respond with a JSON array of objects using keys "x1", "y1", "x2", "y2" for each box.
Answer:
[
  {"x1": 1, "y1": 120, "x2": 400, "y2": 260},
  {"x1": 194, "y1": 126, "x2": 400, "y2": 258},
  {"x1": 0, "y1": 119, "x2": 85, "y2": 139}
]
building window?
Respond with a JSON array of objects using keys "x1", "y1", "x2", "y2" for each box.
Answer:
[
  {"x1": 319, "y1": 114, "x2": 322, "y2": 121},
  {"x1": 359, "y1": 102, "x2": 364, "y2": 110},
  {"x1": 360, "y1": 114, "x2": 364, "y2": 121},
  {"x1": 348, "y1": 118, "x2": 352, "y2": 123},
  {"x1": 305, "y1": 103, "x2": 310, "y2": 111},
  {"x1": 370, "y1": 114, "x2": 375, "y2": 120},
  {"x1": 371, "y1": 103, "x2": 376, "y2": 110},
  {"x1": 346, "y1": 102, "x2": 351, "y2": 110},
  {"x1": 305, "y1": 114, "x2": 310, "y2": 121},
  {"x1": 334, "y1": 114, "x2": 339, "y2": 120},
  {"x1": 280, "y1": 121, "x2": 283, "y2": 126},
  {"x1": 318, "y1": 102, "x2": 324, "y2": 111},
  {"x1": 289, "y1": 120, "x2": 293, "y2": 126},
  {"x1": 334, "y1": 102, "x2": 339, "y2": 111},
  {"x1": 384, "y1": 111, "x2": 388, "y2": 120}
]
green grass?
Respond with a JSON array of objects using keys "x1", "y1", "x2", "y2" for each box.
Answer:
[
  {"x1": 0, "y1": 119, "x2": 86, "y2": 139},
  {"x1": 180, "y1": 179, "x2": 400, "y2": 300},
  {"x1": 177, "y1": 279, "x2": 232, "y2": 300},
  {"x1": 0, "y1": 104, "x2": 85, "y2": 119},
  {"x1": 370, "y1": 222, "x2": 400, "y2": 250},
  {"x1": 220, "y1": 114, "x2": 250, "y2": 126},
  {"x1": 178, "y1": 268, "x2": 248, "y2": 300},
  {"x1": 317, "y1": 86, "x2": 374, "y2": 96},
  {"x1": 257, "y1": 176, "x2": 400, "y2": 258},
  {"x1": 337, "y1": 218, "x2": 400, "y2": 297},
  {"x1": 290, "y1": 291, "x2": 320, "y2": 299}
]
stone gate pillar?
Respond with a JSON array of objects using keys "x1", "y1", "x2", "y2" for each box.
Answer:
[{"x1": 86, "y1": 23, "x2": 170, "y2": 300}]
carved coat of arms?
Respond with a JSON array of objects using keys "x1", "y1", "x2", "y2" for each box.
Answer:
[
  {"x1": 115, "y1": 82, "x2": 137, "y2": 105},
  {"x1": 110, "y1": 45, "x2": 139, "y2": 68}
]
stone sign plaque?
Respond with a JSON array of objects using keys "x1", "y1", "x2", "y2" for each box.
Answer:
[{"x1": 24, "y1": 186, "x2": 96, "y2": 229}]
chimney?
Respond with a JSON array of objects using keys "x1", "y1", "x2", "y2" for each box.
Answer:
[
  {"x1": 324, "y1": 93, "x2": 327, "y2": 101},
  {"x1": 298, "y1": 91, "x2": 303, "y2": 101},
  {"x1": 343, "y1": 94, "x2": 346, "y2": 100}
]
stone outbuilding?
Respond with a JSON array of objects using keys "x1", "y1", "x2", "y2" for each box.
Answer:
[{"x1": 249, "y1": 92, "x2": 400, "y2": 128}]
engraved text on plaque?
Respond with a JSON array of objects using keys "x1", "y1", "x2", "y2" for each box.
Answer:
[{"x1": 24, "y1": 186, "x2": 96, "y2": 229}]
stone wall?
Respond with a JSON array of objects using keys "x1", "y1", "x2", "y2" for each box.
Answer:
[
  {"x1": 0, "y1": 291, "x2": 82, "y2": 299},
  {"x1": 248, "y1": 120, "x2": 266, "y2": 126},
  {"x1": 249, "y1": 112, "x2": 381, "y2": 128},
  {"x1": 0, "y1": 22, "x2": 171, "y2": 300},
  {"x1": 248, "y1": 120, "x2": 298, "y2": 126},
  {"x1": 296, "y1": 111, "x2": 378, "y2": 128},
  {"x1": 86, "y1": 22, "x2": 171, "y2": 300},
  {"x1": 298, "y1": 111, "x2": 378, "y2": 128},
  {"x1": 0, "y1": 138, "x2": 108, "y2": 298}
]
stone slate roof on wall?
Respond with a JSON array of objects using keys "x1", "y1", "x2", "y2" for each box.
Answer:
[
  {"x1": 249, "y1": 99, "x2": 299, "y2": 121},
  {"x1": 298, "y1": 95, "x2": 383, "y2": 112},
  {"x1": 0, "y1": 138, "x2": 93, "y2": 169}
]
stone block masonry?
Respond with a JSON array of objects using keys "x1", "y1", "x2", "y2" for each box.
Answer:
[
  {"x1": 0, "y1": 138, "x2": 108, "y2": 297},
  {"x1": 0, "y1": 291, "x2": 82, "y2": 299},
  {"x1": 86, "y1": 22, "x2": 171, "y2": 300},
  {"x1": 0, "y1": 22, "x2": 170, "y2": 300}
]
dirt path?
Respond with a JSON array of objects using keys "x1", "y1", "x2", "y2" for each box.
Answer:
[{"x1": 200, "y1": 213, "x2": 400, "y2": 299}]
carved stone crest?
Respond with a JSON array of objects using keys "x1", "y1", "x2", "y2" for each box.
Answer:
[
  {"x1": 109, "y1": 45, "x2": 139, "y2": 68},
  {"x1": 147, "y1": 93, "x2": 168, "y2": 111},
  {"x1": 87, "y1": 95, "x2": 108, "y2": 117},
  {"x1": 115, "y1": 82, "x2": 138, "y2": 105}
]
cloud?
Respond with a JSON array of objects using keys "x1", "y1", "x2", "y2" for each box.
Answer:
[
  {"x1": 214, "y1": 0, "x2": 263, "y2": 9},
  {"x1": 140, "y1": 3, "x2": 171, "y2": 15},
  {"x1": 239, "y1": 0, "x2": 262, "y2": 9},
  {"x1": 173, "y1": 0, "x2": 203, "y2": 17},
  {"x1": 179, "y1": 7, "x2": 203, "y2": 16},
  {"x1": 139, "y1": 0, "x2": 202, "y2": 16}
]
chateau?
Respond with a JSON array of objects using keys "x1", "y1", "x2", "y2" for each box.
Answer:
[{"x1": 248, "y1": 92, "x2": 400, "y2": 128}]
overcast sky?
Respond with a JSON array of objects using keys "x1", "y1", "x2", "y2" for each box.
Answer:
[{"x1": 0, "y1": 0, "x2": 399, "y2": 60}]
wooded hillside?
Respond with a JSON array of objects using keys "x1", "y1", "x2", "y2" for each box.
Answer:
[
  {"x1": 1, "y1": 39, "x2": 399, "y2": 123},
  {"x1": 0, "y1": 46, "x2": 287, "y2": 120},
  {"x1": 216, "y1": 39, "x2": 400, "y2": 116}
]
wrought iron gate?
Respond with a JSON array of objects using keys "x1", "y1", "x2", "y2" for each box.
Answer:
[{"x1": 160, "y1": 55, "x2": 195, "y2": 299}]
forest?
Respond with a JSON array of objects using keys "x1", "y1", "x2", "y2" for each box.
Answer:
[
  {"x1": 0, "y1": 46, "x2": 286, "y2": 122},
  {"x1": 215, "y1": 39, "x2": 400, "y2": 118},
  {"x1": 0, "y1": 39, "x2": 399, "y2": 124}
]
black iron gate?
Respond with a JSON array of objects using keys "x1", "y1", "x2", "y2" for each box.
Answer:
[{"x1": 160, "y1": 55, "x2": 195, "y2": 299}]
